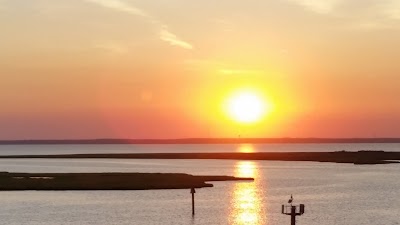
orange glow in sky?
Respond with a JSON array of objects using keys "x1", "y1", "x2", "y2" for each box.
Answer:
[{"x1": 1, "y1": 1, "x2": 400, "y2": 139}]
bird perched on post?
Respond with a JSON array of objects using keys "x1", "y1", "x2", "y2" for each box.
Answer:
[{"x1": 288, "y1": 195, "x2": 293, "y2": 204}]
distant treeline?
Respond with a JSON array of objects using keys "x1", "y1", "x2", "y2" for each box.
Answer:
[{"x1": 1, "y1": 138, "x2": 400, "y2": 145}]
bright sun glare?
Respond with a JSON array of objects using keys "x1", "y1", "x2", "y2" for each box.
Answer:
[{"x1": 227, "y1": 91, "x2": 269, "y2": 123}]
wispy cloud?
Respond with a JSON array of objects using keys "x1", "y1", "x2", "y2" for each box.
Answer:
[
  {"x1": 184, "y1": 59, "x2": 261, "y2": 75},
  {"x1": 159, "y1": 27, "x2": 193, "y2": 50},
  {"x1": 288, "y1": 0, "x2": 400, "y2": 20},
  {"x1": 383, "y1": 1, "x2": 400, "y2": 20},
  {"x1": 85, "y1": 0, "x2": 193, "y2": 50},
  {"x1": 219, "y1": 69, "x2": 262, "y2": 75},
  {"x1": 287, "y1": 0, "x2": 344, "y2": 14},
  {"x1": 85, "y1": 0, "x2": 147, "y2": 17},
  {"x1": 287, "y1": 0, "x2": 400, "y2": 30},
  {"x1": 212, "y1": 18, "x2": 235, "y2": 32},
  {"x1": 92, "y1": 41, "x2": 128, "y2": 54}
]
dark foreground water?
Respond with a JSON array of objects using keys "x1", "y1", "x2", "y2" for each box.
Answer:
[{"x1": 1, "y1": 151, "x2": 400, "y2": 224}]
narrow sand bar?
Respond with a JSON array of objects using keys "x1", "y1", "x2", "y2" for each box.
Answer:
[{"x1": 0, "y1": 172, "x2": 253, "y2": 191}]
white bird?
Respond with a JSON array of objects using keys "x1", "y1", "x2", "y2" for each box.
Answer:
[{"x1": 288, "y1": 195, "x2": 293, "y2": 204}]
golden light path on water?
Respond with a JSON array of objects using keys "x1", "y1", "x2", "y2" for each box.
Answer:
[
  {"x1": 237, "y1": 144, "x2": 255, "y2": 153},
  {"x1": 230, "y1": 146, "x2": 267, "y2": 225}
]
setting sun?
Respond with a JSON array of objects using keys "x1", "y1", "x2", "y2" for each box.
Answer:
[{"x1": 226, "y1": 91, "x2": 270, "y2": 124}]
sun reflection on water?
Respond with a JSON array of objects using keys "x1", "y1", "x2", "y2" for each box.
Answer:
[
  {"x1": 237, "y1": 144, "x2": 255, "y2": 153},
  {"x1": 230, "y1": 161, "x2": 266, "y2": 225}
]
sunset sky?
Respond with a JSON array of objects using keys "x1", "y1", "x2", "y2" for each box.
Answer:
[{"x1": 1, "y1": 0, "x2": 400, "y2": 139}]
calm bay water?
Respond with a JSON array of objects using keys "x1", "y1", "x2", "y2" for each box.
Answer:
[
  {"x1": 0, "y1": 143, "x2": 399, "y2": 155},
  {"x1": 1, "y1": 144, "x2": 400, "y2": 225}
]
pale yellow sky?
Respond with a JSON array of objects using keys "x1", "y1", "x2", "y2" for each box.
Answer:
[{"x1": 1, "y1": 0, "x2": 400, "y2": 139}]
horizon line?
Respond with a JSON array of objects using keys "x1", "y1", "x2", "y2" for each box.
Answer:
[{"x1": 1, "y1": 137, "x2": 400, "y2": 144}]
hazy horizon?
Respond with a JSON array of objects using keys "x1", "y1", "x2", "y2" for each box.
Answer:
[
  {"x1": 1, "y1": 0, "x2": 400, "y2": 139},
  {"x1": 2, "y1": 137, "x2": 400, "y2": 143}
]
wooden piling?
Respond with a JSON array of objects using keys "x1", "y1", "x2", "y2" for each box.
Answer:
[
  {"x1": 190, "y1": 187, "x2": 196, "y2": 215},
  {"x1": 281, "y1": 198, "x2": 305, "y2": 225},
  {"x1": 291, "y1": 206, "x2": 296, "y2": 225}
]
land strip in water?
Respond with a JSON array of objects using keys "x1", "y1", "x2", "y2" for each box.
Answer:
[
  {"x1": 1, "y1": 151, "x2": 400, "y2": 164},
  {"x1": 0, "y1": 172, "x2": 253, "y2": 191}
]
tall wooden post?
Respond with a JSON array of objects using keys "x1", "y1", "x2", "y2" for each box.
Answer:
[
  {"x1": 282, "y1": 198, "x2": 305, "y2": 225},
  {"x1": 291, "y1": 206, "x2": 296, "y2": 225},
  {"x1": 190, "y1": 187, "x2": 196, "y2": 215}
]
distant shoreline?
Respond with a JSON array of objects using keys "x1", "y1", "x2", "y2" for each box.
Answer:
[
  {"x1": 1, "y1": 138, "x2": 400, "y2": 145},
  {"x1": 1, "y1": 151, "x2": 400, "y2": 165}
]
